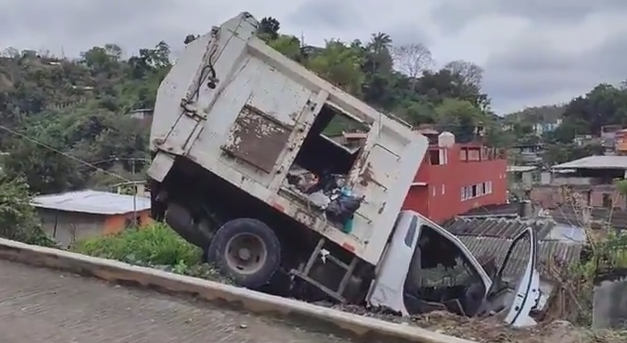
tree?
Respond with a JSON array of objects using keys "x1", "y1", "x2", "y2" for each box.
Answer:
[
  {"x1": 434, "y1": 98, "x2": 484, "y2": 143},
  {"x1": 259, "y1": 17, "x2": 281, "y2": 41},
  {"x1": 184, "y1": 34, "x2": 199, "y2": 45},
  {"x1": 444, "y1": 60, "x2": 484, "y2": 88},
  {"x1": 391, "y1": 43, "x2": 434, "y2": 84},
  {"x1": 0, "y1": 174, "x2": 53, "y2": 246}
]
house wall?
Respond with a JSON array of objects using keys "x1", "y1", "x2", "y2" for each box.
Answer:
[
  {"x1": 531, "y1": 185, "x2": 627, "y2": 210},
  {"x1": 37, "y1": 210, "x2": 106, "y2": 248},
  {"x1": 403, "y1": 144, "x2": 508, "y2": 223},
  {"x1": 36, "y1": 209, "x2": 153, "y2": 248}
]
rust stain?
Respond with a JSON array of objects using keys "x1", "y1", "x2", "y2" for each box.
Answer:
[
  {"x1": 358, "y1": 163, "x2": 375, "y2": 187},
  {"x1": 295, "y1": 210, "x2": 315, "y2": 227},
  {"x1": 222, "y1": 105, "x2": 292, "y2": 173}
]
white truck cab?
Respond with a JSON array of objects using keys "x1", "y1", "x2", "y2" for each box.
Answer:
[
  {"x1": 368, "y1": 210, "x2": 544, "y2": 327},
  {"x1": 146, "y1": 11, "x2": 543, "y2": 326}
]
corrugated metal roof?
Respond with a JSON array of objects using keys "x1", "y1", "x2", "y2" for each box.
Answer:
[
  {"x1": 31, "y1": 190, "x2": 150, "y2": 215},
  {"x1": 458, "y1": 236, "x2": 582, "y2": 279},
  {"x1": 444, "y1": 217, "x2": 554, "y2": 239},
  {"x1": 443, "y1": 217, "x2": 582, "y2": 279},
  {"x1": 552, "y1": 155, "x2": 627, "y2": 170},
  {"x1": 457, "y1": 203, "x2": 522, "y2": 218}
]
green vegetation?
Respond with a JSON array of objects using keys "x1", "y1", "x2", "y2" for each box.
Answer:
[
  {"x1": 546, "y1": 188, "x2": 627, "y2": 326},
  {"x1": 72, "y1": 223, "x2": 230, "y2": 282},
  {"x1": 503, "y1": 83, "x2": 627, "y2": 164},
  {"x1": 0, "y1": 173, "x2": 55, "y2": 246}
]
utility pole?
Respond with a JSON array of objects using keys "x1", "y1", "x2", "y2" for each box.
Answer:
[{"x1": 132, "y1": 158, "x2": 137, "y2": 225}]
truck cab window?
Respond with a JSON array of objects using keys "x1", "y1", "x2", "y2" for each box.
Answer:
[{"x1": 403, "y1": 224, "x2": 485, "y2": 317}]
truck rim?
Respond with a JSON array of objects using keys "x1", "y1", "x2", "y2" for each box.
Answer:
[{"x1": 224, "y1": 233, "x2": 267, "y2": 275}]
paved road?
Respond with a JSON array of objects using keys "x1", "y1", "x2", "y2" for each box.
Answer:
[{"x1": 0, "y1": 260, "x2": 353, "y2": 343}]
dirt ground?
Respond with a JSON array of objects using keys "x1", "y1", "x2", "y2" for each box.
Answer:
[{"x1": 329, "y1": 305, "x2": 627, "y2": 343}]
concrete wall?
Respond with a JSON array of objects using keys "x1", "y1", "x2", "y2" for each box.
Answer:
[
  {"x1": 36, "y1": 209, "x2": 153, "y2": 247},
  {"x1": 593, "y1": 271, "x2": 627, "y2": 329},
  {"x1": 37, "y1": 209, "x2": 106, "y2": 248},
  {"x1": 531, "y1": 185, "x2": 627, "y2": 210}
]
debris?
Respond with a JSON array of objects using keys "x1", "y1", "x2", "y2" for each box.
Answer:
[{"x1": 326, "y1": 304, "x2": 626, "y2": 343}]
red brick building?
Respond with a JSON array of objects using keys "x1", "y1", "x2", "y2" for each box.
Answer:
[{"x1": 402, "y1": 132, "x2": 508, "y2": 223}]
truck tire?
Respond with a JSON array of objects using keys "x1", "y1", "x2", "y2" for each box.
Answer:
[{"x1": 207, "y1": 218, "x2": 280, "y2": 288}]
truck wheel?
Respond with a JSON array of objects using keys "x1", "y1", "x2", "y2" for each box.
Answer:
[{"x1": 207, "y1": 218, "x2": 280, "y2": 288}]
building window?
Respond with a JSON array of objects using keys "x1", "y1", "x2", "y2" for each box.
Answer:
[
  {"x1": 461, "y1": 187, "x2": 465, "y2": 200},
  {"x1": 476, "y1": 183, "x2": 484, "y2": 196},
  {"x1": 482, "y1": 183, "x2": 487, "y2": 194},
  {"x1": 486, "y1": 181, "x2": 492, "y2": 194},
  {"x1": 429, "y1": 150, "x2": 441, "y2": 165},
  {"x1": 603, "y1": 193, "x2": 612, "y2": 208},
  {"x1": 471, "y1": 185, "x2": 477, "y2": 197}
]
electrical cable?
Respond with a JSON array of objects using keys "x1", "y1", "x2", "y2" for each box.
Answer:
[{"x1": 0, "y1": 124, "x2": 130, "y2": 182}]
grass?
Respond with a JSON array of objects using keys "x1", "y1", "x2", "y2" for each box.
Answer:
[{"x1": 71, "y1": 222, "x2": 232, "y2": 283}]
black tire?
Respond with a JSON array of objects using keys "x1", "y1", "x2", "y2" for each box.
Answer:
[{"x1": 207, "y1": 218, "x2": 281, "y2": 288}]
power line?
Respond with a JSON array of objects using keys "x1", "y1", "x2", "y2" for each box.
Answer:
[{"x1": 0, "y1": 124, "x2": 130, "y2": 182}]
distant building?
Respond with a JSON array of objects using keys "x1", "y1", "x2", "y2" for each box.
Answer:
[
  {"x1": 507, "y1": 165, "x2": 538, "y2": 199},
  {"x1": 509, "y1": 144, "x2": 545, "y2": 166},
  {"x1": 614, "y1": 129, "x2": 627, "y2": 155},
  {"x1": 31, "y1": 190, "x2": 152, "y2": 247},
  {"x1": 601, "y1": 125, "x2": 621, "y2": 153},
  {"x1": 403, "y1": 131, "x2": 508, "y2": 223},
  {"x1": 532, "y1": 119, "x2": 562, "y2": 136},
  {"x1": 531, "y1": 155, "x2": 627, "y2": 210}
]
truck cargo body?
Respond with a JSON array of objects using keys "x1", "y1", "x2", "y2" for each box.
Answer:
[{"x1": 148, "y1": 12, "x2": 427, "y2": 266}]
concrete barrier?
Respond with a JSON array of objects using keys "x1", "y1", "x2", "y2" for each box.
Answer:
[{"x1": 0, "y1": 238, "x2": 476, "y2": 343}]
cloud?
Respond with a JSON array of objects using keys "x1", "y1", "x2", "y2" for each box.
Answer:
[{"x1": 0, "y1": 0, "x2": 624, "y2": 114}]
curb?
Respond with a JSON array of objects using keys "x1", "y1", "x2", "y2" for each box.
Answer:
[{"x1": 0, "y1": 238, "x2": 476, "y2": 343}]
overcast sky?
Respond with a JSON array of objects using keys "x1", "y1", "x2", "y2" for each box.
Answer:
[{"x1": 1, "y1": 0, "x2": 625, "y2": 115}]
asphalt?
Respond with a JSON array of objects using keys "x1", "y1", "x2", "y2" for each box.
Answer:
[{"x1": 0, "y1": 259, "x2": 354, "y2": 343}]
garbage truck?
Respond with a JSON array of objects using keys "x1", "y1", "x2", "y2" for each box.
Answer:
[{"x1": 146, "y1": 12, "x2": 545, "y2": 326}]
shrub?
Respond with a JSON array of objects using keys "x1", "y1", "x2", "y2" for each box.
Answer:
[
  {"x1": 72, "y1": 222, "x2": 201, "y2": 266},
  {"x1": 72, "y1": 223, "x2": 233, "y2": 283},
  {"x1": 0, "y1": 174, "x2": 57, "y2": 247}
]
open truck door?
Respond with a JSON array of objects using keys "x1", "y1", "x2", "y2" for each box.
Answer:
[{"x1": 482, "y1": 226, "x2": 540, "y2": 328}]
